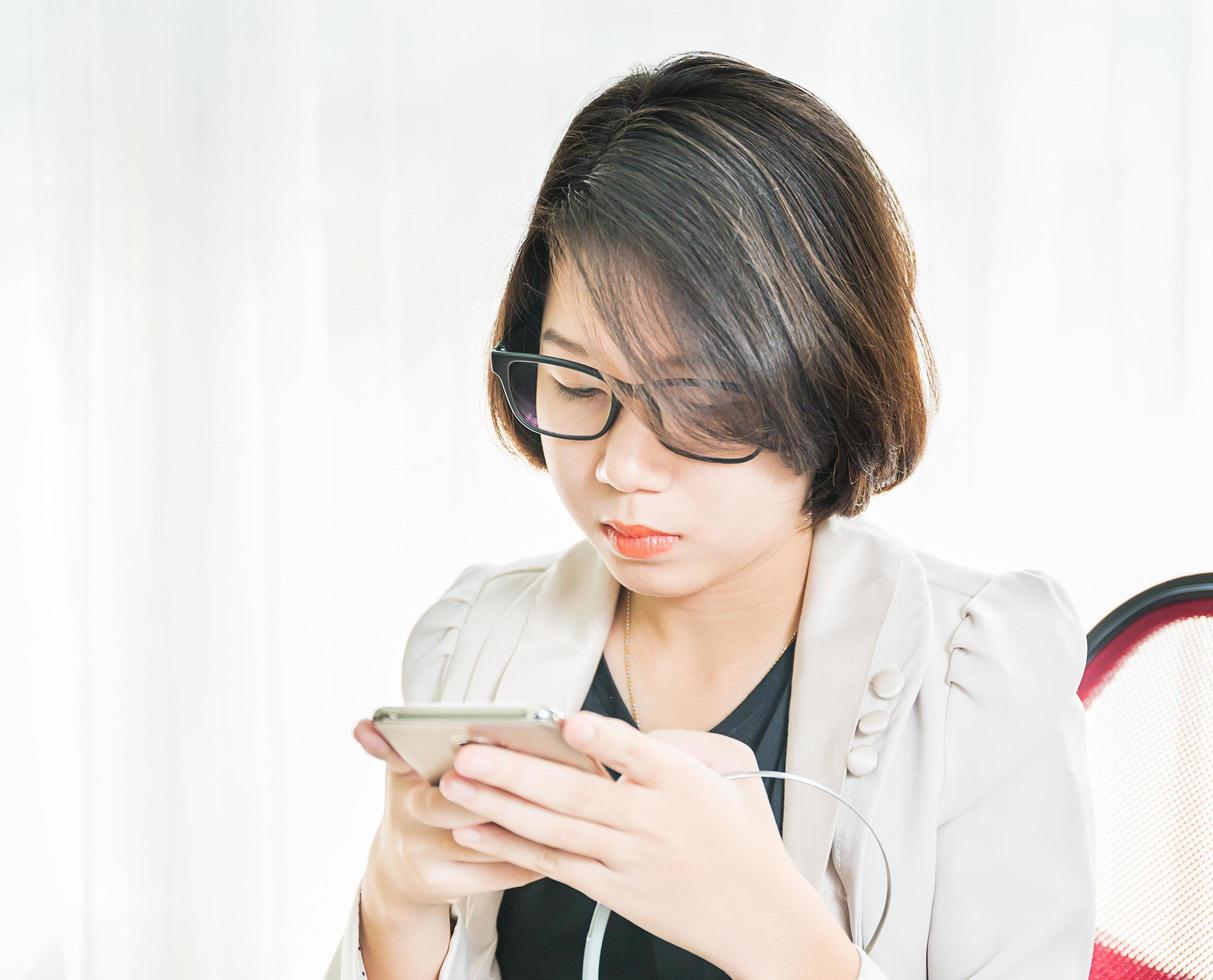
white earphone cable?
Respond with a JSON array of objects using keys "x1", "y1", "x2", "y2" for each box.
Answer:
[{"x1": 580, "y1": 768, "x2": 892, "y2": 979}]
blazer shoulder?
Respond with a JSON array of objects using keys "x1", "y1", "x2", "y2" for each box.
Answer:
[
  {"x1": 486, "y1": 546, "x2": 566, "y2": 583},
  {"x1": 913, "y1": 547, "x2": 998, "y2": 600},
  {"x1": 399, "y1": 544, "x2": 574, "y2": 700},
  {"x1": 944, "y1": 564, "x2": 1087, "y2": 700},
  {"x1": 933, "y1": 561, "x2": 1088, "y2": 820},
  {"x1": 423, "y1": 544, "x2": 567, "y2": 617}
]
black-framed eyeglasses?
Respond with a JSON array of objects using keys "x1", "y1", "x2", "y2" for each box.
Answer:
[{"x1": 490, "y1": 342, "x2": 762, "y2": 464}]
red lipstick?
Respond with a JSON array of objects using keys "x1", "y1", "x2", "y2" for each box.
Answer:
[
  {"x1": 605, "y1": 521, "x2": 675, "y2": 538},
  {"x1": 600, "y1": 520, "x2": 680, "y2": 559}
]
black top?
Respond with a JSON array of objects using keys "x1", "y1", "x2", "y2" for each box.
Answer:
[{"x1": 495, "y1": 637, "x2": 796, "y2": 979}]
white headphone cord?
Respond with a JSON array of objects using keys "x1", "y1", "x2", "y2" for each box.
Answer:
[{"x1": 581, "y1": 769, "x2": 892, "y2": 979}]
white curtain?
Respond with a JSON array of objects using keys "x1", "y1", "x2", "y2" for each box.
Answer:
[{"x1": 3, "y1": 1, "x2": 1210, "y2": 976}]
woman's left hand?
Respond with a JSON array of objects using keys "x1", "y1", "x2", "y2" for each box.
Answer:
[{"x1": 434, "y1": 708, "x2": 847, "y2": 977}]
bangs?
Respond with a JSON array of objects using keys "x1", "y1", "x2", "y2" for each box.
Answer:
[{"x1": 545, "y1": 228, "x2": 778, "y2": 456}]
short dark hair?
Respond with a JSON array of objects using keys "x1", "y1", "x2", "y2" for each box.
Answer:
[{"x1": 485, "y1": 50, "x2": 940, "y2": 528}]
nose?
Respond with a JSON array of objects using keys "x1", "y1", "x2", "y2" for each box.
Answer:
[{"x1": 594, "y1": 401, "x2": 675, "y2": 492}]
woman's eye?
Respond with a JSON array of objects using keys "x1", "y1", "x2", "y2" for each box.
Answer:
[{"x1": 555, "y1": 383, "x2": 605, "y2": 400}]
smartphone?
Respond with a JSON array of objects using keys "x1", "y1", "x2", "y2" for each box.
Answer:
[{"x1": 371, "y1": 703, "x2": 613, "y2": 785}]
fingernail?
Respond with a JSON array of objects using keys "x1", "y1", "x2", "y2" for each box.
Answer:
[{"x1": 444, "y1": 776, "x2": 475, "y2": 802}]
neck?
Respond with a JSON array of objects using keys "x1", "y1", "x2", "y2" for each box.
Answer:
[{"x1": 624, "y1": 527, "x2": 813, "y2": 686}]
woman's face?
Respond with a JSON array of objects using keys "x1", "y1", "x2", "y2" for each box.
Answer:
[{"x1": 538, "y1": 262, "x2": 813, "y2": 598}]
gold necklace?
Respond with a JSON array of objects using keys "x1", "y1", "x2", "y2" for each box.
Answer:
[{"x1": 622, "y1": 588, "x2": 798, "y2": 729}]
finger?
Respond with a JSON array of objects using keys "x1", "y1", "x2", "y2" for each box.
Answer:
[
  {"x1": 450, "y1": 819, "x2": 610, "y2": 900},
  {"x1": 438, "y1": 768, "x2": 626, "y2": 864},
  {"x1": 440, "y1": 858, "x2": 544, "y2": 897},
  {"x1": 354, "y1": 719, "x2": 416, "y2": 776},
  {"x1": 404, "y1": 777, "x2": 503, "y2": 831},
  {"x1": 560, "y1": 710, "x2": 674, "y2": 788},
  {"x1": 449, "y1": 742, "x2": 627, "y2": 828},
  {"x1": 436, "y1": 821, "x2": 511, "y2": 863}
]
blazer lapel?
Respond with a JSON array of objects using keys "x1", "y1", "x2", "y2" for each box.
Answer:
[
  {"x1": 783, "y1": 513, "x2": 905, "y2": 891},
  {"x1": 447, "y1": 513, "x2": 922, "y2": 972},
  {"x1": 822, "y1": 524, "x2": 935, "y2": 949},
  {"x1": 448, "y1": 537, "x2": 622, "y2": 974},
  {"x1": 491, "y1": 539, "x2": 621, "y2": 710}
]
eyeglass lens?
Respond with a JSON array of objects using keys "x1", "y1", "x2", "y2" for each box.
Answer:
[{"x1": 505, "y1": 360, "x2": 757, "y2": 461}]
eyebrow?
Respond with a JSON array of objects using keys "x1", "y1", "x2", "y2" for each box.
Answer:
[
  {"x1": 539, "y1": 327, "x2": 594, "y2": 359},
  {"x1": 540, "y1": 327, "x2": 687, "y2": 372}
]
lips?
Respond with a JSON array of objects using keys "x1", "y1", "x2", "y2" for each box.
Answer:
[
  {"x1": 600, "y1": 521, "x2": 680, "y2": 559},
  {"x1": 603, "y1": 520, "x2": 678, "y2": 538}
]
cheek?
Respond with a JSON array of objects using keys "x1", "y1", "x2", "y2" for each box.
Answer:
[
  {"x1": 691, "y1": 466, "x2": 807, "y2": 535},
  {"x1": 542, "y1": 438, "x2": 598, "y2": 503}
]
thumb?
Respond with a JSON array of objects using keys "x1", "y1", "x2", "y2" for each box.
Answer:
[
  {"x1": 645, "y1": 728, "x2": 759, "y2": 777},
  {"x1": 353, "y1": 719, "x2": 418, "y2": 777},
  {"x1": 645, "y1": 729, "x2": 770, "y2": 814}
]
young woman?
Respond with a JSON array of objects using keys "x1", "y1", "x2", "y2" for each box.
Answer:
[{"x1": 328, "y1": 52, "x2": 1095, "y2": 980}]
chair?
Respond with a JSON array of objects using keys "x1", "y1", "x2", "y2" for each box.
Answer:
[{"x1": 1080, "y1": 572, "x2": 1213, "y2": 979}]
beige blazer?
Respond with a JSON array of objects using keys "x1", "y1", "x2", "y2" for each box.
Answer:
[{"x1": 327, "y1": 512, "x2": 1096, "y2": 979}]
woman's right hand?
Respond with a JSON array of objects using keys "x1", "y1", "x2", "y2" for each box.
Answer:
[{"x1": 353, "y1": 719, "x2": 544, "y2": 911}]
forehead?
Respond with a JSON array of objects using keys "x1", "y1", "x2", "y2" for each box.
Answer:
[
  {"x1": 539, "y1": 262, "x2": 619, "y2": 360},
  {"x1": 539, "y1": 325, "x2": 696, "y2": 386},
  {"x1": 539, "y1": 265, "x2": 689, "y2": 375}
]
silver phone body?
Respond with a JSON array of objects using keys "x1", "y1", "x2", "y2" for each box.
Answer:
[{"x1": 371, "y1": 702, "x2": 613, "y2": 785}]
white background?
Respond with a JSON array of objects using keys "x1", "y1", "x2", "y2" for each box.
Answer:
[{"x1": 2, "y1": 1, "x2": 1211, "y2": 976}]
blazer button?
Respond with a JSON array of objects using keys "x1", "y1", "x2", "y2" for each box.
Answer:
[
  {"x1": 847, "y1": 745, "x2": 878, "y2": 776},
  {"x1": 857, "y1": 709, "x2": 890, "y2": 735},
  {"x1": 871, "y1": 668, "x2": 905, "y2": 699}
]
